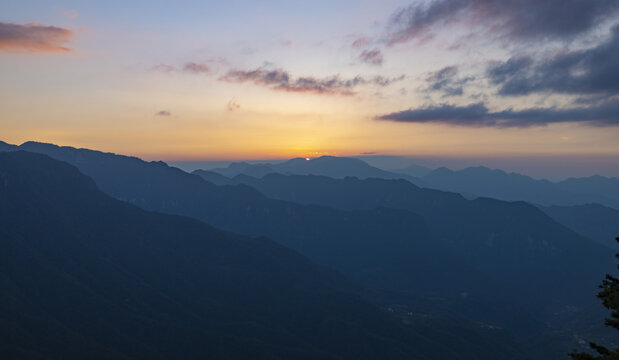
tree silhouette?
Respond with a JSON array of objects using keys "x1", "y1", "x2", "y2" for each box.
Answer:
[{"x1": 570, "y1": 237, "x2": 619, "y2": 360}]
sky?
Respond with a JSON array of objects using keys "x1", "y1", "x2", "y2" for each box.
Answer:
[{"x1": 1, "y1": 0, "x2": 618, "y2": 178}]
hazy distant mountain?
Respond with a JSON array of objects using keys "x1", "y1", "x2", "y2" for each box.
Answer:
[
  {"x1": 557, "y1": 176, "x2": 619, "y2": 208},
  {"x1": 540, "y1": 204, "x2": 619, "y2": 250},
  {"x1": 215, "y1": 173, "x2": 612, "y2": 309},
  {"x1": 210, "y1": 156, "x2": 426, "y2": 186},
  {"x1": 3, "y1": 150, "x2": 490, "y2": 360},
  {"x1": 210, "y1": 161, "x2": 278, "y2": 178},
  {"x1": 422, "y1": 166, "x2": 619, "y2": 209},
  {"x1": 390, "y1": 163, "x2": 434, "y2": 178}
]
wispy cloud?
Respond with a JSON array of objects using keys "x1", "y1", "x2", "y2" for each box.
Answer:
[
  {"x1": 0, "y1": 22, "x2": 74, "y2": 53},
  {"x1": 386, "y1": 0, "x2": 619, "y2": 46},
  {"x1": 155, "y1": 110, "x2": 171, "y2": 116},
  {"x1": 226, "y1": 98, "x2": 240, "y2": 111},
  {"x1": 62, "y1": 10, "x2": 80, "y2": 19},
  {"x1": 376, "y1": 101, "x2": 619, "y2": 127},
  {"x1": 182, "y1": 62, "x2": 210, "y2": 74},
  {"x1": 358, "y1": 48, "x2": 384, "y2": 66},
  {"x1": 152, "y1": 61, "x2": 212, "y2": 75},
  {"x1": 151, "y1": 64, "x2": 176, "y2": 73},
  {"x1": 220, "y1": 67, "x2": 403, "y2": 96},
  {"x1": 352, "y1": 36, "x2": 372, "y2": 49}
]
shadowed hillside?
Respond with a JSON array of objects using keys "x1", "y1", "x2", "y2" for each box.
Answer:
[{"x1": 1, "y1": 151, "x2": 529, "y2": 360}]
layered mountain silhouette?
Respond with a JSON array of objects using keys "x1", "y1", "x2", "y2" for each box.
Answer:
[
  {"x1": 208, "y1": 158, "x2": 619, "y2": 209},
  {"x1": 2, "y1": 151, "x2": 527, "y2": 360},
  {"x1": 6, "y1": 142, "x2": 613, "y2": 305},
  {"x1": 202, "y1": 172, "x2": 613, "y2": 310},
  {"x1": 390, "y1": 163, "x2": 434, "y2": 178},
  {"x1": 209, "y1": 156, "x2": 426, "y2": 186},
  {"x1": 420, "y1": 166, "x2": 619, "y2": 210},
  {"x1": 7, "y1": 141, "x2": 484, "y2": 300},
  {"x1": 2, "y1": 141, "x2": 615, "y2": 359}
]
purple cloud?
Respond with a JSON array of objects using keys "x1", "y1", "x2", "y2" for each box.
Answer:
[
  {"x1": 220, "y1": 67, "x2": 403, "y2": 96},
  {"x1": 153, "y1": 62, "x2": 212, "y2": 75},
  {"x1": 0, "y1": 22, "x2": 74, "y2": 53},
  {"x1": 352, "y1": 36, "x2": 372, "y2": 49},
  {"x1": 182, "y1": 62, "x2": 210, "y2": 74},
  {"x1": 359, "y1": 48, "x2": 384, "y2": 66}
]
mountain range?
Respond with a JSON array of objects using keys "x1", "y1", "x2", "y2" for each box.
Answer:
[
  {"x1": 4, "y1": 150, "x2": 532, "y2": 359},
  {"x1": 420, "y1": 166, "x2": 619, "y2": 210},
  {"x1": 209, "y1": 156, "x2": 426, "y2": 186},
  {"x1": 1, "y1": 141, "x2": 616, "y2": 358},
  {"x1": 201, "y1": 154, "x2": 619, "y2": 210}
]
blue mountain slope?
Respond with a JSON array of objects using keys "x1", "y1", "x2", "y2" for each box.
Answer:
[{"x1": 422, "y1": 166, "x2": 619, "y2": 209}]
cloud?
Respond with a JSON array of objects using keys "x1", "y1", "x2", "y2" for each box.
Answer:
[
  {"x1": 152, "y1": 64, "x2": 176, "y2": 73},
  {"x1": 376, "y1": 101, "x2": 619, "y2": 127},
  {"x1": 352, "y1": 36, "x2": 372, "y2": 49},
  {"x1": 182, "y1": 62, "x2": 210, "y2": 74},
  {"x1": 358, "y1": 48, "x2": 384, "y2": 66},
  {"x1": 153, "y1": 61, "x2": 212, "y2": 75},
  {"x1": 386, "y1": 0, "x2": 619, "y2": 46},
  {"x1": 0, "y1": 22, "x2": 74, "y2": 53},
  {"x1": 226, "y1": 98, "x2": 240, "y2": 111},
  {"x1": 62, "y1": 10, "x2": 80, "y2": 19},
  {"x1": 487, "y1": 25, "x2": 619, "y2": 97},
  {"x1": 155, "y1": 110, "x2": 171, "y2": 116},
  {"x1": 220, "y1": 67, "x2": 403, "y2": 96},
  {"x1": 424, "y1": 65, "x2": 474, "y2": 96}
]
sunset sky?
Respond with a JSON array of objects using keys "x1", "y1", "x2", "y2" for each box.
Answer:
[{"x1": 1, "y1": 0, "x2": 618, "y2": 177}]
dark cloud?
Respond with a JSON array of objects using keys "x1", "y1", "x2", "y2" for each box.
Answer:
[
  {"x1": 376, "y1": 101, "x2": 619, "y2": 127},
  {"x1": 387, "y1": 0, "x2": 619, "y2": 45},
  {"x1": 425, "y1": 66, "x2": 474, "y2": 96},
  {"x1": 358, "y1": 48, "x2": 384, "y2": 66},
  {"x1": 487, "y1": 25, "x2": 619, "y2": 97},
  {"x1": 220, "y1": 67, "x2": 403, "y2": 96},
  {"x1": 182, "y1": 62, "x2": 210, "y2": 74},
  {"x1": 155, "y1": 110, "x2": 171, "y2": 116},
  {"x1": 486, "y1": 56, "x2": 533, "y2": 85},
  {"x1": 0, "y1": 22, "x2": 74, "y2": 53}
]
